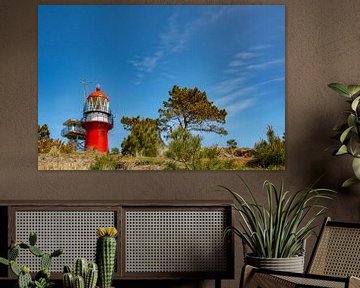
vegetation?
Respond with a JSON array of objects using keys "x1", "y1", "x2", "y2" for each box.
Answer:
[
  {"x1": 328, "y1": 82, "x2": 360, "y2": 187},
  {"x1": 226, "y1": 139, "x2": 238, "y2": 149},
  {"x1": 120, "y1": 116, "x2": 163, "y2": 157},
  {"x1": 222, "y1": 179, "x2": 335, "y2": 258},
  {"x1": 38, "y1": 124, "x2": 50, "y2": 140},
  {"x1": 63, "y1": 258, "x2": 98, "y2": 288},
  {"x1": 165, "y1": 127, "x2": 202, "y2": 169},
  {"x1": 158, "y1": 85, "x2": 227, "y2": 136},
  {"x1": 38, "y1": 85, "x2": 286, "y2": 171},
  {"x1": 38, "y1": 124, "x2": 75, "y2": 154},
  {"x1": 110, "y1": 147, "x2": 120, "y2": 154},
  {"x1": 249, "y1": 126, "x2": 285, "y2": 169},
  {"x1": 90, "y1": 154, "x2": 119, "y2": 170},
  {"x1": 165, "y1": 127, "x2": 238, "y2": 170},
  {"x1": 0, "y1": 232, "x2": 63, "y2": 288},
  {"x1": 96, "y1": 227, "x2": 118, "y2": 288}
]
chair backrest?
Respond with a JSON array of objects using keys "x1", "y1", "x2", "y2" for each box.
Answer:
[{"x1": 307, "y1": 217, "x2": 360, "y2": 277}]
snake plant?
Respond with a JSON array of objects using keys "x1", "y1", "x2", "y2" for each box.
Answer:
[{"x1": 222, "y1": 178, "x2": 335, "y2": 258}]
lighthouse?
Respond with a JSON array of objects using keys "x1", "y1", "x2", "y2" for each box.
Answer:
[{"x1": 81, "y1": 85, "x2": 113, "y2": 152}]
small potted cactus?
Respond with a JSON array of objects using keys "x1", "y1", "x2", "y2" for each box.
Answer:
[
  {"x1": 63, "y1": 258, "x2": 98, "y2": 288},
  {"x1": 96, "y1": 227, "x2": 118, "y2": 288}
]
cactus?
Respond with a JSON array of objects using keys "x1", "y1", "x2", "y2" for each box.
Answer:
[
  {"x1": 19, "y1": 243, "x2": 29, "y2": 249},
  {"x1": 41, "y1": 253, "x2": 52, "y2": 270},
  {"x1": 96, "y1": 227, "x2": 118, "y2": 288},
  {"x1": 18, "y1": 269, "x2": 32, "y2": 288},
  {"x1": 0, "y1": 257, "x2": 9, "y2": 266},
  {"x1": 74, "y1": 275, "x2": 85, "y2": 288},
  {"x1": 0, "y1": 232, "x2": 63, "y2": 288},
  {"x1": 74, "y1": 258, "x2": 88, "y2": 279},
  {"x1": 51, "y1": 248, "x2": 64, "y2": 257},
  {"x1": 29, "y1": 232, "x2": 37, "y2": 246},
  {"x1": 85, "y1": 263, "x2": 98, "y2": 288},
  {"x1": 64, "y1": 265, "x2": 72, "y2": 273},
  {"x1": 10, "y1": 260, "x2": 20, "y2": 276},
  {"x1": 35, "y1": 268, "x2": 50, "y2": 282},
  {"x1": 63, "y1": 259, "x2": 98, "y2": 288},
  {"x1": 9, "y1": 246, "x2": 19, "y2": 260},
  {"x1": 29, "y1": 245, "x2": 44, "y2": 257},
  {"x1": 63, "y1": 272, "x2": 74, "y2": 288}
]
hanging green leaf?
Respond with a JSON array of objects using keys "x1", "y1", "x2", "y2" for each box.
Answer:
[
  {"x1": 351, "y1": 96, "x2": 360, "y2": 111},
  {"x1": 347, "y1": 114, "x2": 356, "y2": 127},
  {"x1": 342, "y1": 177, "x2": 360, "y2": 188},
  {"x1": 340, "y1": 127, "x2": 353, "y2": 143},
  {"x1": 0, "y1": 257, "x2": 9, "y2": 266},
  {"x1": 347, "y1": 85, "x2": 360, "y2": 97},
  {"x1": 329, "y1": 82, "x2": 360, "y2": 187},
  {"x1": 328, "y1": 83, "x2": 351, "y2": 97},
  {"x1": 336, "y1": 145, "x2": 348, "y2": 155},
  {"x1": 352, "y1": 157, "x2": 360, "y2": 179}
]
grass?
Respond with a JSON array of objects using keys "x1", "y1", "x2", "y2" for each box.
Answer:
[{"x1": 38, "y1": 148, "x2": 284, "y2": 171}]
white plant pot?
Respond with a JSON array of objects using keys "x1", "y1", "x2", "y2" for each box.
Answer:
[{"x1": 245, "y1": 254, "x2": 305, "y2": 273}]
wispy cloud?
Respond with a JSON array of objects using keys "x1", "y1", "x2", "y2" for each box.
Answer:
[
  {"x1": 215, "y1": 77, "x2": 244, "y2": 94},
  {"x1": 235, "y1": 51, "x2": 259, "y2": 59},
  {"x1": 246, "y1": 58, "x2": 284, "y2": 69},
  {"x1": 130, "y1": 8, "x2": 227, "y2": 84},
  {"x1": 228, "y1": 60, "x2": 247, "y2": 68},
  {"x1": 225, "y1": 44, "x2": 275, "y2": 73},
  {"x1": 215, "y1": 86, "x2": 257, "y2": 106},
  {"x1": 225, "y1": 98, "x2": 255, "y2": 114},
  {"x1": 213, "y1": 76, "x2": 284, "y2": 115},
  {"x1": 250, "y1": 44, "x2": 272, "y2": 51}
]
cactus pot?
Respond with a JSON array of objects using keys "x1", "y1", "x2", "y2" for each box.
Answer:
[{"x1": 245, "y1": 254, "x2": 304, "y2": 273}]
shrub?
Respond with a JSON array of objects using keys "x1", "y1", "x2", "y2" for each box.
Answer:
[
  {"x1": 248, "y1": 125, "x2": 285, "y2": 169},
  {"x1": 121, "y1": 116, "x2": 163, "y2": 157},
  {"x1": 226, "y1": 139, "x2": 237, "y2": 149},
  {"x1": 38, "y1": 124, "x2": 50, "y2": 140},
  {"x1": 166, "y1": 132, "x2": 237, "y2": 170},
  {"x1": 110, "y1": 147, "x2": 120, "y2": 154},
  {"x1": 38, "y1": 138, "x2": 75, "y2": 154},
  {"x1": 165, "y1": 127, "x2": 202, "y2": 169},
  {"x1": 90, "y1": 154, "x2": 118, "y2": 170}
]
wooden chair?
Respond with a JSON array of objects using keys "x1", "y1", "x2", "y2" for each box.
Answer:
[{"x1": 241, "y1": 217, "x2": 360, "y2": 288}]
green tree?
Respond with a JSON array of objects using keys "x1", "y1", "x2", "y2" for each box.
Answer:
[
  {"x1": 165, "y1": 127, "x2": 202, "y2": 170},
  {"x1": 158, "y1": 85, "x2": 228, "y2": 136},
  {"x1": 249, "y1": 125, "x2": 285, "y2": 169},
  {"x1": 38, "y1": 124, "x2": 50, "y2": 140},
  {"x1": 121, "y1": 116, "x2": 163, "y2": 157},
  {"x1": 226, "y1": 139, "x2": 238, "y2": 149},
  {"x1": 110, "y1": 147, "x2": 120, "y2": 154}
]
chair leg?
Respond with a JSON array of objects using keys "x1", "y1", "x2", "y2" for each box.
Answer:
[
  {"x1": 215, "y1": 278, "x2": 221, "y2": 288},
  {"x1": 240, "y1": 265, "x2": 296, "y2": 288},
  {"x1": 240, "y1": 265, "x2": 255, "y2": 288},
  {"x1": 349, "y1": 276, "x2": 360, "y2": 288}
]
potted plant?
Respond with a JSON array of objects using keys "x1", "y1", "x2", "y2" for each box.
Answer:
[
  {"x1": 222, "y1": 179, "x2": 334, "y2": 273},
  {"x1": 328, "y1": 83, "x2": 360, "y2": 187}
]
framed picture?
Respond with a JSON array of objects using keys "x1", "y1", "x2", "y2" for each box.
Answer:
[{"x1": 38, "y1": 5, "x2": 285, "y2": 171}]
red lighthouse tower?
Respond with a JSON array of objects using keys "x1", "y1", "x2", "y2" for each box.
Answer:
[{"x1": 81, "y1": 85, "x2": 113, "y2": 152}]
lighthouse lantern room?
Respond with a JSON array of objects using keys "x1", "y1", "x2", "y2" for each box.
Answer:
[{"x1": 81, "y1": 85, "x2": 114, "y2": 152}]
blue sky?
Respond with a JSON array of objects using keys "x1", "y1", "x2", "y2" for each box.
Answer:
[{"x1": 38, "y1": 5, "x2": 285, "y2": 150}]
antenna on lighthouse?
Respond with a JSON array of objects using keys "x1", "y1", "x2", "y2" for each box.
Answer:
[{"x1": 80, "y1": 79, "x2": 94, "y2": 100}]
